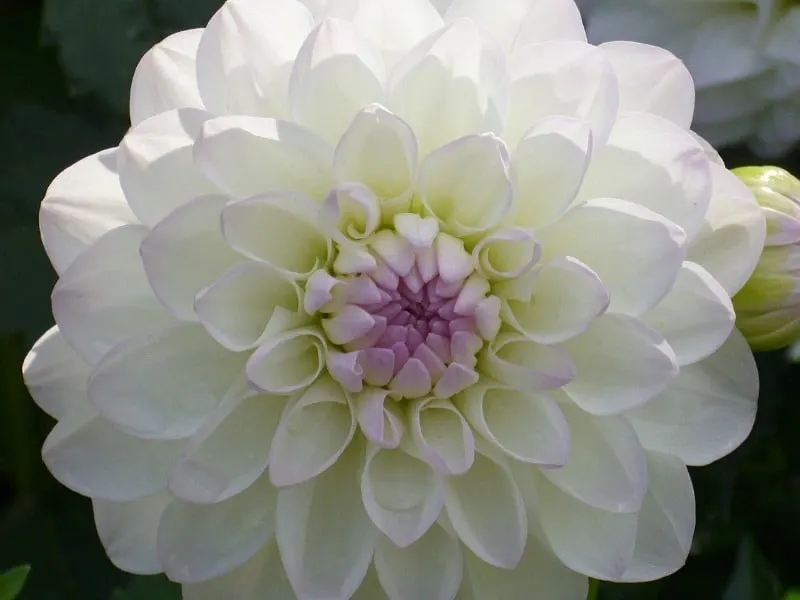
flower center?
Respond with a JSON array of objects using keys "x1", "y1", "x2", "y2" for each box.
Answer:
[{"x1": 305, "y1": 213, "x2": 501, "y2": 400}]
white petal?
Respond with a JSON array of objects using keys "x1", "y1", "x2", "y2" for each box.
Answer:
[
  {"x1": 322, "y1": 182, "x2": 382, "y2": 244},
  {"x1": 511, "y1": 116, "x2": 593, "y2": 230},
  {"x1": 617, "y1": 452, "x2": 695, "y2": 582},
  {"x1": 428, "y1": 0, "x2": 453, "y2": 15},
  {"x1": 117, "y1": 108, "x2": 217, "y2": 226},
  {"x1": 686, "y1": 163, "x2": 766, "y2": 296},
  {"x1": 334, "y1": 104, "x2": 417, "y2": 220},
  {"x1": 504, "y1": 41, "x2": 617, "y2": 149},
  {"x1": 445, "y1": 0, "x2": 585, "y2": 51},
  {"x1": 511, "y1": 0, "x2": 586, "y2": 47},
  {"x1": 319, "y1": 0, "x2": 443, "y2": 66},
  {"x1": 355, "y1": 389, "x2": 405, "y2": 449},
  {"x1": 577, "y1": 113, "x2": 711, "y2": 240},
  {"x1": 369, "y1": 229, "x2": 415, "y2": 275},
  {"x1": 304, "y1": 269, "x2": 341, "y2": 314},
  {"x1": 222, "y1": 192, "x2": 332, "y2": 279},
  {"x1": 460, "y1": 385, "x2": 570, "y2": 466},
  {"x1": 196, "y1": 262, "x2": 304, "y2": 351},
  {"x1": 481, "y1": 332, "x2": 575, "y2": 392},
  {"x1": 158, "y1": 474, "x2": 278, "y2": 583},
  {"x1": 40, "y1": 149, "x2": 137, "y2": 274},
  {"x1": 269, "y1": 375, "x2": 356, "y2": 486},
  {"x1": 418, "y1": 134, "x2": 513, "y2": 237},
  {"x1": 93, "y1": 491, "x2": 172, "y2": 574},
  {"x1": 435, "y1": 234, "x2": 474, "y2": 283},
  {"x1": 503, "y1": 256, "x2": 609, "y2": 344},
  {"x1": 89, "y1": 323, "x2": 247, "y2": 439},
  {"x1": 23, "y1": 326, "x2": 92, "y2": 421},
  {"x1": 140, "y1": 195, "x2": 242, "y2": 322},
  {"x1": 462, "y1": 536, "x2": 589, "y2": 600},
  {"x1": 443, "y1": 0, "x2": 532, "y2": 50},
  {"x1": 374, "y1": 525, "x2": 462, "y2": 600},
  {"x1": 535, "y1": 472, "x2": 637, "y2": 579},
  {"x1": 539, "y1": 198, "x2": 686, "y2": 317},
  {"x1": 195, "y1": 0, "x2": 314, "y2": 116},
  {"x1": 277, "y1": 441, "x2": 377, "y2": 600},
  {"x1": 194, "y1": 115, "x2": 334, "y2": 199},
  {"x1": 471, "y1": 228, "x2": 540, "y2": 281},
  {"x1": 410, "y1": 398, "x2": 475, "y2": 476},
  {"x1": 563, "y1": 314, "x2": 678, "y2": 415},
  {"x1": 444, "y1": 450, "x2": 527, "y2": 568},
  {"x1": 389, "y1": 19, "x2": 509, "y2": 156},
  {"x1": 691, "y1": 130, "x2": 725, "y2": 167},
  {"x1": 170, "y1": 387, "x2": 287, "y2": 503},
  {"x1": 541, "y1": 404, "x2": 648, "y2": 514},
  {"x1": 361, "y1": 445, "x2": 444, "y2": 547},
  {"x1": 289, "y1": 18, "x2": 386, "y2": 144},
  {"x1": 130, "y1": 29, "x2": 204, "y2": 125},
  {"x1": 352, "y1": 568, "x2": 391, "y2": 600},
  {"x1": 628, "y1": 328, "x2": 758, "y2": 467},
  {"x1": 246, "y1": 328, "x2": 327, "y2": 393},
  {"x1": 183, "y1": 539, "x2": 295, "y2": 600},
  {"x1": 642, "y1": 261, "x2": 734, "y2": 365},
  {"x1": 43, "y1": 413, "x2": 183, "y2": 501},
  {"x1": 53, "y1": 225, "x2": 173, "y2": 365},
  {"x1": 600, "y1": 41, "x2": 695, "y2": 128}
]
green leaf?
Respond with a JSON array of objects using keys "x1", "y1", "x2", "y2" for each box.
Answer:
[
  {"x1": 598, "y1": 581, "x2": 661, "y2": 600},
  {"x1": 0, "y1": 103, "x2": 122, "y2": 342},
  {"x1": 111, "y1": 576, "x2": 181, "y2": 600},
  {"x1": 42, "y1": 0, "x2": 160, "y2": 115},
  {"x1": 722, "y1": 537, "x2": 782, "y2": 600},
  {"x1": 0, "y1": 566, "x2": 30, "y2": 600},
  {"x1": 150, "y1": 0, "x2": 224, "y2": 30},
  {"x1": 41, "y1": 0, "x2": 226, "y2": 116},
  {"x1": 0, "y1": 493, "x2": 127, "y2": 599},
  {"x1": 784, "y1": 591, "x2": 800, "y2": 600}
]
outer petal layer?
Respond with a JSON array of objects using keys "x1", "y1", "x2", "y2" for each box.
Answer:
[
  {"x1": 195, "y1": 0, "x2": 314, "y2": 117},
  {"x1": 40, "y1": 149, "x2": 137, "y2": 274},
  {"x1": 628, "y1": 329, "x2": 758, "y2": 467},
  {"x1": 130, "y1": 29, "x2": 205, "y2": 125},
  {"x1": 53, "y1": 225, "x2": 173, "y2": 365}
]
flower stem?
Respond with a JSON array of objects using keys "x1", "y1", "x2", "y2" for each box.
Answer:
[{"x1": 587, "y1": 578, "x2": 601, "y2": 600}]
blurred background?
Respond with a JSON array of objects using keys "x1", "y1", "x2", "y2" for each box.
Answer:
[{"x1": 0, "y1": 0, "x2": 799, "y2": 598}]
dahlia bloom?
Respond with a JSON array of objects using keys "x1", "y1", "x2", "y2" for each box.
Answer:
[
  {"x1": 24, "y1": 0, "x2": 766, "y2": 598},
  {"x1": 584, "y1": 0, "x2": 800, "y2": 157},
  {"x1": 734, "y1": 166, "x2": 800, "y2": 351}
]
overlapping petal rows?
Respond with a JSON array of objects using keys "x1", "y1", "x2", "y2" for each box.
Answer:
[
  {"x1": 24, "y1": 0, "x2": 765, "y2": 598},
  {"x1": 583, "y1": 0, "x2": 800, "y2": 157}
]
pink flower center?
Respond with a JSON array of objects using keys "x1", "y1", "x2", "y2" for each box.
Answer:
[{"x1": 305, "y1": 215, "x2": 502, "y2": 399}]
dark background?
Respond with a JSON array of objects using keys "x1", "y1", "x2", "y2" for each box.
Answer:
[{"x1": 0, "y1": 1, "x2": 799, "y2": 598}]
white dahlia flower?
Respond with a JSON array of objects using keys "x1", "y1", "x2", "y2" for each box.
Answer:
[
  {"x1": 584, "y1": 0, "x2": 800, "y2": 157},
  {"x1": 23, "y1": 0, "x2": 766, "y2": 598}
]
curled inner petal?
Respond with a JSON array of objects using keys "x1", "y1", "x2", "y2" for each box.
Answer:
[{"x1": 315, "y1": 212, "x2": 501, "y2": 399}]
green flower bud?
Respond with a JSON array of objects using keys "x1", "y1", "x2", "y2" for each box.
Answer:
[{"x1": 733, "y1": 166, "x2": 800, "y2": 351}]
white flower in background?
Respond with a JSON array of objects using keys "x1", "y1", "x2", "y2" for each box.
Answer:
[
  {"x1": 23, "y1": 0, "x2": 766, "y2": 598},
  {"x1": 584, "y1": 0, "x2": 800, "y2": 157}
]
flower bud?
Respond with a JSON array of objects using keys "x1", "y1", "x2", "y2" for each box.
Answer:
[{"x1": 733, "y1": 166, "x2": 800, "y2": 351}]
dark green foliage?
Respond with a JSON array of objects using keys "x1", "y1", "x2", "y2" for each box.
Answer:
[
  {"x1": 110, "y1": 576, "x2": 180, "y2": 600},
  {"x1": 0, "y1": 566, "x2": 31, "y2": 600}
]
